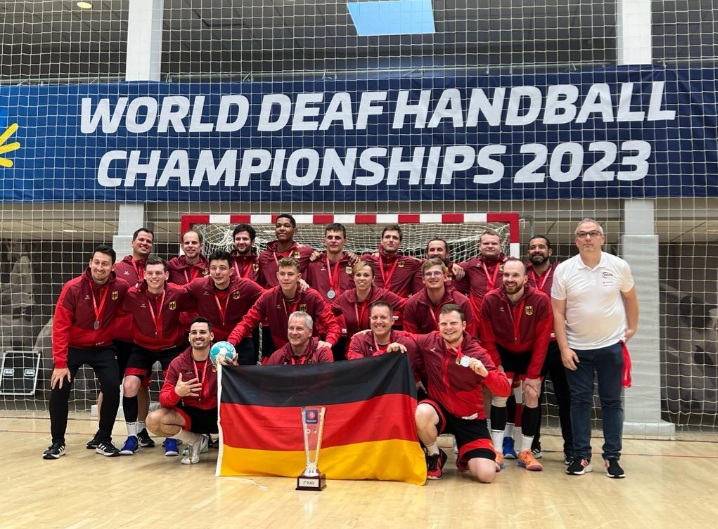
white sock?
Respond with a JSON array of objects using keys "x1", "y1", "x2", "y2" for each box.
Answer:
[
  {"x1": 127, "y1": 422, "x2": 138, "y2": 437},
  {"x1": 425, "y1": 442, "x2": 439, "y2": 456},
  {"x1": 521, "y1": 435, "x2": 534, "y2": 453},
  {"x1": 491, "y1": 430, "x2": 505, "y2": 450},
  {"x1": 504, "y1": 423, "x2": 515, "y2": 438},
  {"x1": 174, "y1": 429, "x2": 201, "y2": 446},
  {"x1": 138, "y1": 421, "x2": 146, "y2": 432}
]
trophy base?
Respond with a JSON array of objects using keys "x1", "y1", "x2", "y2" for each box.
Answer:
[{"x1": 296, "y1": 473, "x2": 327, "y2": 491}]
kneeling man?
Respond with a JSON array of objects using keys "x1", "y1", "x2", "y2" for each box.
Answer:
[{"x1": 146, "y1": 317, "x2": 218, "y2": 465}]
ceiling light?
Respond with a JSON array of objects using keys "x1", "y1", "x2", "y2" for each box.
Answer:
[{"x1": 77, "y1": 1, "x2": 93, "y2": 9}]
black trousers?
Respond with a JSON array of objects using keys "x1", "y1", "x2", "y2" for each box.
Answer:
[
  {"x1": 535, "y1": 341, "x2": 574, "y2": 453},
  {"x1": 49, "y1": 346, "x2": 120, "y2": 444}
]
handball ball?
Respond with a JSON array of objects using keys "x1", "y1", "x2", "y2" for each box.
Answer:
[{"x1": 210, "y1": 341, "x2": 237, "y2": 365}]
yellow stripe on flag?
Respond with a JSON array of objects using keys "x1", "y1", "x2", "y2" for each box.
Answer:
[{"x1": 218, "y1": 439, "x2": 427, "y2": 485}]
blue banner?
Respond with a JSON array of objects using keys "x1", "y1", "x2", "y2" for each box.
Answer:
[{"x1": 0, "y1": 65, "x2": 716, "y2": 203}]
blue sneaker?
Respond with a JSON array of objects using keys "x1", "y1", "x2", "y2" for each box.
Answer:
[
  {"x1": 164, "y1": 438, "x2": 179, "y2": 457},
  {"x1": 119, "y1": 436, "x2": 139, "y2": 456},
  {"x1": 503, "y1": 437, "x2": 518, "y2": 459}
]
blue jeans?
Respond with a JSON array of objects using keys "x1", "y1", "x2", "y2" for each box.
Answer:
[{"x1": 565, "y1": 341, "x2": 624, "y2": 461}]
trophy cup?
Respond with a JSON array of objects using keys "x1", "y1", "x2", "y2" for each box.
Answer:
[{"x1": 296, "y1": 406, "x2": 327, "y2": 491}]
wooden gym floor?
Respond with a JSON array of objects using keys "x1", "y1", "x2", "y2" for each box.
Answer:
[{"x1": 2, "y1": 411, "x2": 717, "y2": 529}]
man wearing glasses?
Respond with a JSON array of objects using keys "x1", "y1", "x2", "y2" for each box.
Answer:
[{"x1": 551, "y1": 218, "x2": 639, "y2": 479}]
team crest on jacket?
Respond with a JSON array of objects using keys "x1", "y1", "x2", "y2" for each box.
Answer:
[
  {"x1": 299, "y1": 304, "x2": 308, "y2": 312},
  {"x1": 524, "y1": 306, "x2": 533, "y2": 316},
  {"x1": 111, "y1": 291, "x2": 119, "y2": 300},
  {"x1": 398, "y1": 260, "x2": 405, "y2": 267},
  {"x1": 232, "y1": 291, "x2": 241, "y2": 300},
  {"x1": 346, "y1": 266, "x2": 352, "y2": 274},
  {"x1": 202, "y1": 268, "x2": 209, "y2": 276},
  {"x1": 169, "y1": 301, "x2": 177, "y2": 310},
  {"x1": 253, "y1": 263, "x2": 259, "y2": 271},
  {"x1": 294, "y1": 251, "x2": 301, "y2": 258}
]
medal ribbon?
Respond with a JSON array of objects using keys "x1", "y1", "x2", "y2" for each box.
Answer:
[
  {"x1": 233, "y1": 258, "x2": 251, "y2": 279},
  {"x1": 146, "y1": 290, "x2": 166, "y2": 339},
  {"x1": 529, "y1": 268, "x2": 551, "y2": 292},
  {"x1": 508, "y1": 297, "x2": 526, "y2": 343},
  {"x1": 214, "y1": 290, "x2": 231, "y2": 327},
  {"x1": 91, "y1": 285, "x2": 110, "y2": 328},
  {"x1": 131, "y1": 259, "x2": 145, "y2": 287},
  {"x1": 192, "y1": 359, "x2": 208, "y2": 402},
  {"x1": 480, "y1": 261, "x2": 501, "y2": 289},
  {"x1": 282, "y1": 294, "x2": 300, "y2": 320},
  {"x1": 441, "y1": 338, "x2": 464, "y2": 389},
  {"x1": 378, "y1": 256, "x2": 400, "y2": 289},
  {"x1": 183, "y1": 266, "x2": 202, "y2": 284},
  {"x1": 373, "y1": 334, "x2": 390, "y2": 355},
  {"x1": 326, "y1": 254, "x2": 342, "y2": 295}
]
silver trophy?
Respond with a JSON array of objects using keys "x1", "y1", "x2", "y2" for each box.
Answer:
[{"x1": 296, "y1": 406, "x2": 327, "y2": 491}]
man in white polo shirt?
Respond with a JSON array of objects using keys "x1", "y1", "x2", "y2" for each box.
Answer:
[{"x1": 551, "y1": 218, "x2": 638, "y2": 479}]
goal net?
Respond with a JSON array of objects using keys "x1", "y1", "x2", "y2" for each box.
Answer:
[{"x1": 182, "y1": 213, "x2": 521, "y2": 261}]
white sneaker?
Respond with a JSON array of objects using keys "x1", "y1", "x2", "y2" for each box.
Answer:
[
  {"x1": 452, "y1": 438, "x2": 459, "y2": 454},
  {"x1": 181, "y1": 435, "x2": 209, "y2": 465}
]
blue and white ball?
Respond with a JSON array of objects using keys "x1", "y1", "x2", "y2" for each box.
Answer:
[{"x1": 210, "y1": 341, "x2": 237, "y2": 365}]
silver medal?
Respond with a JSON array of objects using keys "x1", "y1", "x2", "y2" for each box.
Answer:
[
  {"x1": 93, "y1": 320, "x2": 100, "y2": 330},
  {"x1": 459, "y1": 356, "x2": 471, "y2": 368},
  {"x1": 327, "y1": 289, "x2": 336, "y2": 299}
]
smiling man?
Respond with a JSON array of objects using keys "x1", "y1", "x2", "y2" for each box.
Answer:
[
  {"x1": 44, "y1": 245, "x2": 130, "y2": 460},
  {"x1": 404, "y1": 258, "x2": 476, "y2": 336},
  {"x1": 552, "y1": 218, "x2": 639, "y2": 479},
  {"x1": 480, "y1": 259, "x2": 553, "y2": 472},
  {"x1": 265, "y1": 311, "x2": 334, "y2": 365},
  {"x1": 411, "y1": 305, "x2": 510, "y2": 482},
  {"x1": 146, "y1": 317, "x2": 218, "y2": 465}
]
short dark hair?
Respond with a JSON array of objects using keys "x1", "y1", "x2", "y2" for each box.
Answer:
[
  {"x1": 426, "y1": 238, "x2": 449, "y2": 255},
  {"x1": 276, "y1": 214, "x2": 297, "y2": 228},
  {"x1": 190, "y1": 316, "x2": 213, "y2": 332},
  {"x1": 92, "y1": 244, "x2": 116, "y2": 264},
  {"x1": 369, "y1": 300, "x2": 393, "y2": 317},
  {"x1": 439, "y1": 303, "x2": 464, "y2": 322},
  {"x1": 208, "y1": 250, "x2": 232, "y2": 266},
  {"x1": 132, "y1": 228, "x2": 154, "y2": 241},
  {"x1": 381, "y1": 224, "x2": 403, "y2": 241},
  {"x1": 181, "y1": 229, "x2": 204, "y2": 244},
  {"x1": 325, "y1": 223, "x2": 347, "y2": 238},
  {"x1": 529, "y1": 235, "x2": 552, "y2": 250},
  {"x1": 145, "y1": 255, "x2": 167, "y2": 271},
  {"x1": 232, "y1": 223, "x2": 256, "y2": 241}
]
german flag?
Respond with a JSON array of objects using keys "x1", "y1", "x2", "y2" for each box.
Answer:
[{"x1": 217, "y1": 352, "x2": 426, "y2": 485}]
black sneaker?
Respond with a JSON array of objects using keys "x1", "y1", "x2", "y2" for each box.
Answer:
[
  {"x1": 137, "y1": 428, "x2": 155, "y2": 448},
  {"x1": 43, "y1": 442, "x2": 66, "y2": 460},
  {"x1": 564, "y1": 451, "x2": 574, "y2": 466},
  {"x1": 96, "y1": 441, "x2": 121, "y2": 457},
  {"x1": 426, "y1": 449, "x2": 448, "y2": 480},
  {"x1": 566, "y1": 456, "x2": 593, "y2": 475},
  {"x1": 605, "y1": 459, "x2": 625, "y2": 478},
  {"x1": 86, "y1": 435, "x2": 100, "y2": 450}
]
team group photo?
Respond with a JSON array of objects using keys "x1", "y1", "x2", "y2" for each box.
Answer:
[{"x1": 2, "y1": 1, "x2": 718, "y2": 528}]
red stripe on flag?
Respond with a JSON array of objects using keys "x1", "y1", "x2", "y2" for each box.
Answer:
[{"x1": 221, "y1": 393, "x2": 417, "y2": 451}]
